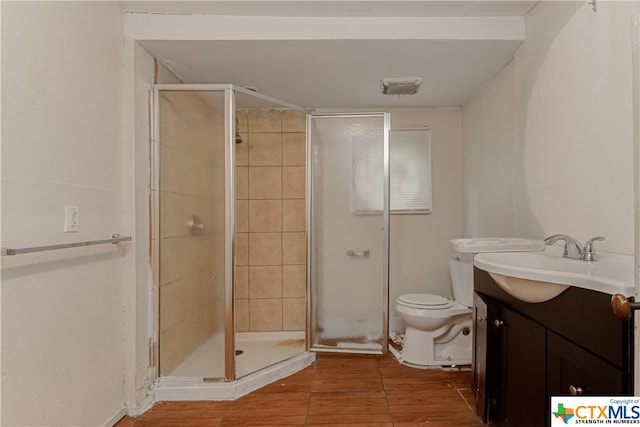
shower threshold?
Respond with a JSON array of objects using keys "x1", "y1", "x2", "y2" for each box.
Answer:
[
  {"x1": 155, "y1": 351, "x2": 315, "y2": 401},
  {"x1": 312, "y1": 337, "x2": 384, "y2": 354},
  {"x1": 156, "y1": 331, "x2": 312, "y2": 401}
]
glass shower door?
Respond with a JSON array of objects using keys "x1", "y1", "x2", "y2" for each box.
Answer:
[
  {"x1": 308, "y1": 113, "x2": 390, "y2": 354},
  {"x1": 157, "y1": 89, "x2": 228, "y2": 379}
]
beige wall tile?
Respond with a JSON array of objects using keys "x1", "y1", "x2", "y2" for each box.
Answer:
[
  {"x1": 282, "y1": 199, "x2": 305, "y2": 232},
  {"x1": 282, "y1": 232, "x2": 306, "y2": 265},
  {"x1": 235, "y1": 298, "x2": 249, "y2": 332},
  {"x1": 283, "y1": 298, "x2": 306, "y2": 331},
  {"x1": 159, "y1": 279, "x2": 189, "y2": 334},
  {"x1": 160, "y1": 271, "x2": 217, "y2": 333},
  {"x1": 249, "y1": 199, "x2": 282, "y2": 232},
  {"x1": 236, "y1": 232, "x2": 249, "y2": 266},
  {"x1": 159, "y1": 91, "x2": 222, "y2": 164},
  {"x1": 249, "y1": 232, "x2": 282, "y2": 265},
  {"x1": 282, "y1": 166, "x2": 305, "y2": 199},
  {"x1": 249, "y1": 266, "x2": 283, "y2": 298},
  {"x1": 283, "y1": 265, "x2": 306, "y2": 298},
  {"x1": 249, "y1": 133, "x2": 282, "y2": 166},
  {"x1": 282, "y1": 133, "x2": 306, "y2": 166},
  {"x1": 250, "y1": 299, "x2": 283, "y2": 331},
  {"x1": 236, "y1": 166, "x2": 249, "y2": 200},
  {"x1": 236, "y1": 199, "x2": 249, "y2": 233},
  {"x1": 161, "y1": 145, "x2": 215, "y2": 198},
  {"x1": 160, "y1": 235, "x2": 214, "y2": 285},
  {"x1": 249, "y1": 109, "x2": 282, "y2": 132},
  {"x1": 249, "y1": 167, "x2": 282, "y2": 199},
  {"x1": 235, "y1": 266, "x2": 249, "y2": 299},
  {"x1": 282, "y1": 110, "x2": 306, "y2": 132},
  {"x1": 160, "y1": 310, "x2": 215, "y2": 375}
]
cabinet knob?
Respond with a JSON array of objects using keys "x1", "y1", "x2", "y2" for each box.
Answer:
[
  {"x1": 611, "y1": 294, "x2": 640, "y2": 320},
  {"x1": 494, "y1": 319, "x2": 504, "y2": 327},
  {"x1": 478, "y1": 315, "x2": 487, "y2": 323},
  {"x1": 569, "y1": 385, "x2": 584, "y2": 396}
]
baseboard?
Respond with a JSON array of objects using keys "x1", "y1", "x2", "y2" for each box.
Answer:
[
  {"x1": 125, "y1": 393, "x2": 155, "y2": 417},
  {"x1": 101, "y1": 408, "x2": 126, "y2": 427}
]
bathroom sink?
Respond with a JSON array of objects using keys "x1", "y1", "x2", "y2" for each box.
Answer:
[
  {"x1": 474, "y1": 246, "x2": 634, "y2": 302},
  {"x1": 486, "y1": 273, "x2": 569, "y2": 303},
  {"x1": 450, "y1": 237, "x2": 545, "y2": 253}
]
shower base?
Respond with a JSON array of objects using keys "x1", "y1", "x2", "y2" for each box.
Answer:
[
  {"x1": 236, "y1": 331, "x2": 306, "y2": 377},
  {"x1": 155, "y1": 331, "x2": 313, "y2": 401},
  {"x1": 169, "y1": 331, "x2": 306, "y2": 378}
]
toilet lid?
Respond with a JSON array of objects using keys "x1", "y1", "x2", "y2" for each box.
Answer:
[{"x1": 397, "y1": 293, "x2": 453, "y2": 310}]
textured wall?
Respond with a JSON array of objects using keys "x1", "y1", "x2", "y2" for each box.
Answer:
[
  {"x1": 462, "y1": 2, "x2": 634, "y2": 255},
  {"x1": 1, "y1": 2, "x2": 126, "y2": 425}
]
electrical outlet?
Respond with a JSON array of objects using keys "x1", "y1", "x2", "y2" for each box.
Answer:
[{"x1": 64, "y1": 206, "x2": 79, "y2": 232}]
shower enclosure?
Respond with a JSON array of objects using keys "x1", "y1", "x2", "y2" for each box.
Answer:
[{"x1": 153, "y1": 85, "x2": 308, "y2": 382}]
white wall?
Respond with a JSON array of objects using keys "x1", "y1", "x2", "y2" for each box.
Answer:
[
  {"x1": 462, "y1": 61, "x2": 515, "y2": 237},
  {"x1": 462, "y1": 1, "x2": 635, "y2": 255},
  {"x1": 1, "y1": 2, "x2": 127, "y2": 425}
]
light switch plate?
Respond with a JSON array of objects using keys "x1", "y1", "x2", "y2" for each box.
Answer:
[{"x1": 64, "y1": 206, "x2": 79, "y2": 232}]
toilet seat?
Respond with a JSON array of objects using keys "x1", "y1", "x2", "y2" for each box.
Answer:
[{"x1": 397, "y1": 293, "x2": 452, "y2": 310}]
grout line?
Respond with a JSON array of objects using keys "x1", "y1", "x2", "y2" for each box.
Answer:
[
  {"x1": 304, "y1": 355, "x2": 319, "y2": 427},
  {"x1": 456, "y1": 386, "x2": 475, "y2": 412},
  {"x1": 377, "y1": 354, "x2": 395, "y2": 426}
]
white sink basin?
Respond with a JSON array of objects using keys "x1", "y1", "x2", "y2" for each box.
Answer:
[{"x1": 474, "y1": 246, "x2": 634, "y2": 302}]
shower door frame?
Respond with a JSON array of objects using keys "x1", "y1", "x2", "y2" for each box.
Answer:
[
  {"x1": 151, "y1": 84, "x2": 307, "y2": 382},
  {"x1": 306, "y1": 112, "x2": 391, "y2": 354}
]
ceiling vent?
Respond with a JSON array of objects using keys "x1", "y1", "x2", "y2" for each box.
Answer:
[{"x1": 381, "y1": 76, "x2": 423, "y2": 95}]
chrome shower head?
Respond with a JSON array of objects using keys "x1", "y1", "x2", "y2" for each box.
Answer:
[{"x1": 235, "y1": 116, "x2": 243, "y2": 144}]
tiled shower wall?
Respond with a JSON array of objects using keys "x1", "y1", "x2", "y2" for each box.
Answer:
[{"x1": 235, "y1": 109, "x2": 307, "y2": 332}]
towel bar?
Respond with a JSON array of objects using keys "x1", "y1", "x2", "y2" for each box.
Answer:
[{"x1": 1, "y1": 234, "x2": 132, "y2": 256}]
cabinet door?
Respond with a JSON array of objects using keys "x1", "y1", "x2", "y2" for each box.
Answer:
[
  {"x1": 473, "y1": 292, "x2": 488, "y2": 421},
  {"x1": 497, "y1": 306, "x2": 546, "y2": 427},
  {"x1": 547, "y1": 331, "x2": 625, "y2": 397}
]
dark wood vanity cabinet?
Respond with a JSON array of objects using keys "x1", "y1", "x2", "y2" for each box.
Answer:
[{"x1": 473, "y1": 268, "x2": 634, "y2": 427}]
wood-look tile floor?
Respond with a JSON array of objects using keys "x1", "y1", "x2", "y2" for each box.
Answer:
[{"x1": 115, "y1": 353, "x2": 485, "y2": 426}]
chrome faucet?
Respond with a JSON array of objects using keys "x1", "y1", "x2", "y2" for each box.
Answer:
[
  {"x1": 582, "y1": 236, "x2": 605, "y2": 261},
  {"x1": 544, "y1": 234, "x2": 583, "y2": 259},
  {"x1": 543, "y1": 234, "x2": 605, "y2": 261}
]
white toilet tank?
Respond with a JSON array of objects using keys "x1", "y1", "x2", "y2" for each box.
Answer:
[{"x1": 448, "y1": 257, "x2": 474, "y2": 307}]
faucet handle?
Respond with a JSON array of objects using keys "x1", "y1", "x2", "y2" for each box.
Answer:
[{"x1": 583, "y1": 236, "x2": 605, "y2": 261}]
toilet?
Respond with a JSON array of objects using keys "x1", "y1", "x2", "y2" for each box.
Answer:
[{"x1": 395, "y1": 257, "x2": 474, "y2": 367}]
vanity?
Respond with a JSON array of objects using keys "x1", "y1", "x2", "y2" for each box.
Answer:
[{"x1": 471, "y1": 247, "x2": 635, "y2": 427}]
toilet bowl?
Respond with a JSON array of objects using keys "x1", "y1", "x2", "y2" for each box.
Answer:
[{"x1": 395, "y1": 257, "x2": 474, "y2": 367}]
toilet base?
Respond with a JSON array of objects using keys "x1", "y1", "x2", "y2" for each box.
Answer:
[{"x1": 400, "y1": 315, "x2": 473, "y2": 367}]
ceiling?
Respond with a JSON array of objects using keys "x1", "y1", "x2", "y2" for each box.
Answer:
[{"x1": 120, "y1": 1, "x2": 538, "y2": 109}]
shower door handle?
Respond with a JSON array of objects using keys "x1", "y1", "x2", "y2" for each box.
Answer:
[{"x1": 347, "y1": 249, "x2": 370, "y2": 257}]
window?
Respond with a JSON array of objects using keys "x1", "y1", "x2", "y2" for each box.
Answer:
[
  {"x1": 390, "y1": 129, "x2": 432, "y2": 213},
  {"x1": 350, "y1": 128, "x2": 432, "y2": 214}
]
